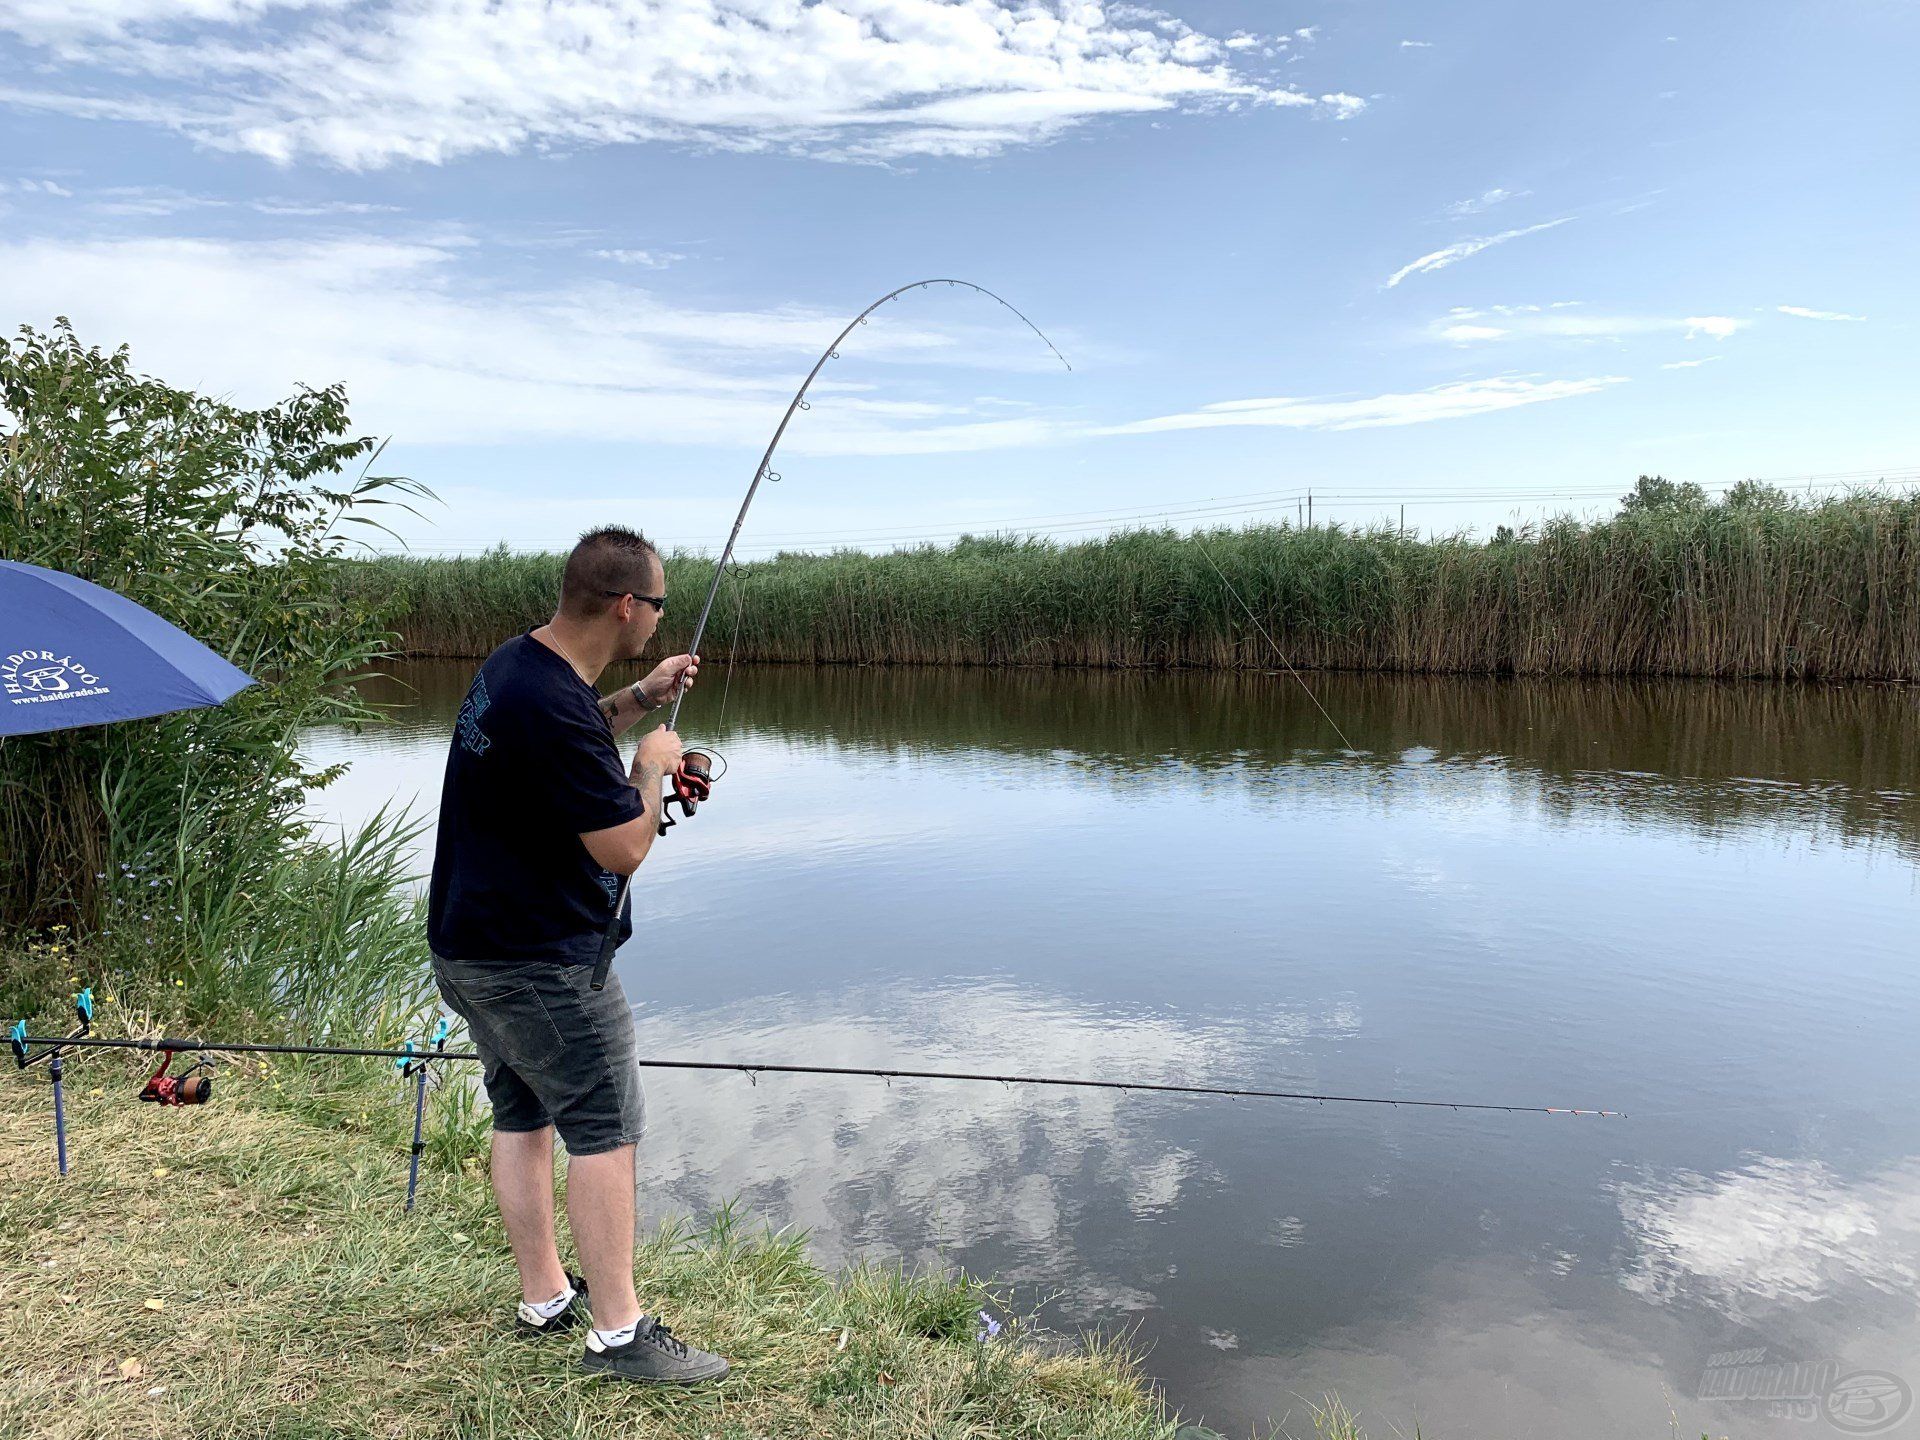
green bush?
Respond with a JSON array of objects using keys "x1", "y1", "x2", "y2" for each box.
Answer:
[{"x1": 0, "y1": 319, "x2": 433, "y2": 1032}]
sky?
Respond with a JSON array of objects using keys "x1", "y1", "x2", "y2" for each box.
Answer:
[{"x1": 2, "y1": 0, "x2": 1916, "y2": 554}]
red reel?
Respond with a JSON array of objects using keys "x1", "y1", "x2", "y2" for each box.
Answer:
[
  {"x1": 674, "y1": 750, "x2": 714, "y2": 806},
  {"x1": 139, "y1": 1051, "x2": 213, "y2": 1106},
  {"x1": 660, "y1": 749, "x2": 716, "y2": 832}
]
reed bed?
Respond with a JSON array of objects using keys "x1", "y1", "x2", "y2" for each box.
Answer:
[{"x1": 344, "y1": 493, "x2": 1920, "y2": 681}]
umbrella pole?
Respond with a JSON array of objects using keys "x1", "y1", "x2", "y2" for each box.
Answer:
[{"x1": 50, "y1": 1053, "x2": 69, "y2": 1175}]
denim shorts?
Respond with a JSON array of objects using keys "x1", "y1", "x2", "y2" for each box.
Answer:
[{"x1": 431, "y1": 954, "x2": 645, "y2": 1156}]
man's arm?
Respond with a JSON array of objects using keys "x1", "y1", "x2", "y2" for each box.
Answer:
[
  {"x1": 579, "y1": 728, "x2": 681, "y2": 874},
  {"x1": 596, "y1": 654, "x2": 699, "y2": 739},
  {"x1": 597, "y1": 682, "x2": 656, "y2": 740}
]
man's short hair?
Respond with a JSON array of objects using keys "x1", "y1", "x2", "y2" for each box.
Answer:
[{"x1": 559, "y1": 526, "x2": 662, "y2": 619}]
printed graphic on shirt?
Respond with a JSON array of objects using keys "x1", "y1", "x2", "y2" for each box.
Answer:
[{"x1": 456, "y1": 673, "x2": 493, "y2": 757}]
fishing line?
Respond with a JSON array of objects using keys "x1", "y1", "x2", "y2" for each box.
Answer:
[{"x1": 1191, "y1": 530, "x2": 1358, "y2": 754}]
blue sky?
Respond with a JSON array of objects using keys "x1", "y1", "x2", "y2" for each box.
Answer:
[{"x1": 3, "y1": 1, "x2": 1915, "y2": 553}]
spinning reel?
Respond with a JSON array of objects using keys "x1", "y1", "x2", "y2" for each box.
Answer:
[
  {"x1": 659, "y1": 748, "x2": 725, "y2": 833},
  {"x1": 138, "y1": 1050, "x2": 214, "y2": 1106}
]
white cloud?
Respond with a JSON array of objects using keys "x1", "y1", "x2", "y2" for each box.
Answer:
[
  {"x1": 76, "y1": 183, "x2": 402, "y2": 217},
  {"x1": 1316, "y1": 92, "x2": 1368, "y2": 120},
  {"x1": 1444, "y1": 186, "x2": 1526, "y2": 217},
  {"x1": 0, "y1": 232, "x2": 1619, "y2": 460},
  {"x1": 1435, "y1": 306, "x2": 1744, "y2": 345},
  {"x1": 0, "y1": 0, "x2": 318, "y2": 39},
  {"x1": 1683, "y1": 315, "x2": 1739, "y2": 340},
  {"x1": 1660, "y1": 357, "x2": 1718, "y2": 369},
  {"x1": 0, "y1": 233, "x2": 1073, "y2": 454},
  {"x1": 1777, "y1": 304, "x2": 1865, "y2": 322},
  {"x1": 1103, "y1": 375, "x2": 1625, "y2": 435},
  {"x1": 0, "y1": 0, "x2": 1362, "y2": 169},
  {"x1": 0, "y1": 177, "x2": 75, "y2": 197},
  {"x1": 592, "y1": 248, "x2": 686, "y2": 268},
  {"x1": 1399, "y1": 39, "x2": 1433, "y2": 48},
  {"x1": 1384, "y1": 218, "x2": 1570, "y2": 288}
]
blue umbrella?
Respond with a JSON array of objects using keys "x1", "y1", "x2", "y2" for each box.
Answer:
[{"x1": 0, "y1": 559, "x2": 255, "y2": 737}]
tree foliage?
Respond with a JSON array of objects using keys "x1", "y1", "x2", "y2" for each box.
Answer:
[
  {"x1": 1722, "y1": 479, "x2": 1792, "y2": 511},
  {"x1": 0, "y1": 318, "x2": 430, "y2": 934},
  {"x1": 1619, "y1": 473, "x2": 1709, "y2": 514}
]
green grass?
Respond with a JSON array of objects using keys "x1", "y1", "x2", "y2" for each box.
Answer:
[
  {"x1": 339, "y1": 494, "x2": 1920, "y2": 680},
  {"x1": 0, "y1": 1058, "x2": 1186, "y2": 1440},
  {"x1": 1, "y1": 805, "x2": 437, "y2": 1048}
]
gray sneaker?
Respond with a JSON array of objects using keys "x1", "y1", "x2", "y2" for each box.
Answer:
[{"x1": 581, "y1": 1316, "x2": 730, "y2": 1385}]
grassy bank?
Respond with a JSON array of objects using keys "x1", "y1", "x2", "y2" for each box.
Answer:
[
  {"x1": 0, "y1": 1062, "x2": 1182, "y2": 1440},
  {"x1": 342, "y1": 492, "x2": 1920, "y2": 681}
]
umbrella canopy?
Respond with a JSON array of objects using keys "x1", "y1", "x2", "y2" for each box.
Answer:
[{"x1": 0, "y1": 559, "x2": 256, "y2": 737}]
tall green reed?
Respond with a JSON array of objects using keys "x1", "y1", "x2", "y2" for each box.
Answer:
[{"x1": 347, "y1": 492, "x2": 1920, "y2": 681}]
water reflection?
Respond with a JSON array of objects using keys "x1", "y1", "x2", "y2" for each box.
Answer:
[
  {"x1": 303, "y1": 663, "x2": 1920, "y2": 1439},
  {"x1": 344, "y1": 662, "x2": 1920, "y2": 857},
  {"x1": 628, "y1": 979, "x2": 1363, "y2": 1320},
  {"x1": 1616, "y1": 1156, "x2": 1920, "y2": 1320}
]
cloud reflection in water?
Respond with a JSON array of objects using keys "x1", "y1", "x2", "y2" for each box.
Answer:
[{"x1": 629, "y1": 978, "x2": 1361, "y2": 1319}]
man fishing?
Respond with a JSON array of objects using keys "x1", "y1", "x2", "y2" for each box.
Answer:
[{"x1": 427, "y1": 524, "x2": 729, "y2": 1385}]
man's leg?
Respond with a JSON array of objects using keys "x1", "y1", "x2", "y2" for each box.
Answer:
[
  {"x1": 491, "y1": 1126, "x2": 570, "y2": 1305},
  {"x1": 567, "y1": 1144, "x2": 642, "y2": 1332}
]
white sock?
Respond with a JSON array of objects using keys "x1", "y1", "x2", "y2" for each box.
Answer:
[
  {"x1": 589, "y1": 1319, "x2": 642, "y2": 1350},
  {"x1": 517, "y1": 1283, "x2": 576, "y2": 1326}
]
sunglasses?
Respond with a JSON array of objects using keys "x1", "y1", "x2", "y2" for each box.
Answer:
[{"x1": 602, "y1": 589, "x2": 667, "y2": 614}]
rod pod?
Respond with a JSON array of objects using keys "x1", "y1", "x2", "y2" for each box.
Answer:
[
  {"x1": 10, "y1": 989, "x2": 93, "y2": 1175},
  {"x1": 396, "y1": 1018, "x2": 451, "y2": 1212}
]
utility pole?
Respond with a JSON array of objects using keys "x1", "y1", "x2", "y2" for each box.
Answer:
[
  {"x1": 1399, "y1": 503, "x2": 1405, "y2": 535},
  {"x1": 1307, "y1": 490, "x2": 1313, "y2": 528}
]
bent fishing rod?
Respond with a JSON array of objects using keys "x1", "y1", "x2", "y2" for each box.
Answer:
[{"x1": 591, "y1": 279, "x2": 1071, "y2": 991}]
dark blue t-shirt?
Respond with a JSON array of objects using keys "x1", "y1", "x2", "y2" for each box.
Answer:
[{"x1": 428, "y1": 633, "x2": 646, "y2": 966}]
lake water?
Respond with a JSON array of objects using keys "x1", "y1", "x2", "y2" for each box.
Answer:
[{"x1": 303, "y1": 662, "x2": 1920, "y2": 1440}]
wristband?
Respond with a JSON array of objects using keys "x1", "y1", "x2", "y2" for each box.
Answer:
[{"x1": 630, "y1": 681, "x2": 660, "y2": 712}]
